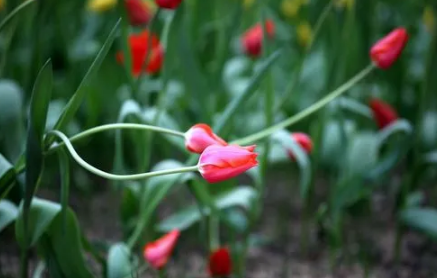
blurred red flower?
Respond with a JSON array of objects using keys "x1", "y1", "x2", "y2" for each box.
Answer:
[
  {"x1": 155, "y1": 0, "x2": 183, "y2": 9},
  {"x1": 370, "y1": 27, "x2": 409, "y2": 69},
  {"x1": 286, "y1": 132, "x2": 313, "y2": 160},
  {"x1": 369, "y1": 98, "x2": 398, "y2": 129},
  {"x1": 125, "y1": 0, "x2": 152, "y2": 26},
  {"x1": 208, "y1": 247, "x2": 232, "y2": 277},
  {"x1": 241, "y1": 19, "x2": 275, "y2": 57},
  {"x1": 116, "y1": 30, "x2": 164, "y2": 76},
  {"x1": 143, "y1": 230, "x2": 180, "y2": 269}
]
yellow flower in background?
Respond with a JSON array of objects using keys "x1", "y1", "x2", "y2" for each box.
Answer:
[
  {"x1": 281, "y1": 0, "x2": 300, "y2": 19},
  {"x1": 423, "y1": 6, "x2": 435, "y2": 33},
  {"x1": 243, "y1": 0, "x2": 255, "y2": 9},
  {"x1": 87, "y1": 0, "x2": 117, "y2": 12},
  {"x1": 297, "y1": 21, "x2": 312, "y2": 48},
  {"x1": 334, "y1": 0, "x2": 354, "y2": 11},
  {"x1": 0, "y1": 0, "x2": 5, "y2": 11}
]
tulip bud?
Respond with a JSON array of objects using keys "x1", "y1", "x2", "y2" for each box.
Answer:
[
  {"x1": 370, "y1": 27, "x2": 408, "y2": 69},
  {"x1": 369, "y1": 98, "x2": 398, "y2": 129},
  {"x1": 241, "y1": 20, "x2": 275, "y2": 57},
  {"x1": 154, "y1": 0, "x2": 182, "y2": 9},
  {"x1": 208, "y1": 247, "x2": 232, "y2": 277},
  {"x1": 116, "y1": 30, "x2": 164, "y2": 76},
  {"x1": 125, "y1": 0, "x2": 152, "y2": 26},
  {"x1": 185, "y1": 124, "x2": 227, "y2": 154},
  {"x1": 198, "y1": 145, "x2": 258, "y2": 183},
  {"x1": 286, "y1": 132, "x2": 313, "y2": 160},
  {"x1": 143, "y1": 230, "x2": 180, "y2": 269}
]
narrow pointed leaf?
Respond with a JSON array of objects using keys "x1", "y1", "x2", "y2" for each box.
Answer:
[
  {"x1": 214, "y1": 49, "x2": 282, "y2": 134},
  {"x1": 53, "y1": 19, "x2": 120, "y2": 133},
  {"x1": 0, "y1": 200, "x2": 18, "y2": 232}
]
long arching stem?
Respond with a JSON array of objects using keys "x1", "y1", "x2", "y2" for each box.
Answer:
[{"x1": 47, "y1": 130, "x2": 197, "y2": 181}]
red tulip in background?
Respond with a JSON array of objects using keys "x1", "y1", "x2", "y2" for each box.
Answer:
[
  {"x1": 370, "y1": 27, "x2": 409, "y2": 69},
  {"x1": 369, "y1": 98, "x2": 398, "y2": 129},
  {"x1": 155, "y1": 0, "x2": 183, "y2": 9},
  {"x1": 125, "y1": 0, "x2": 152, "y2": 26},
  {"x1": 143, "y1": 230, "x2": 180, "y2": 269},
  {"x1": 286, "y1": 133, "x2": 313, "y2": 160},
  {"x1": 241, "y1": 19, "x2": 275, "y2": 57},
  {"x1": 208, "y1": 247, "x2": 232, "y2": 277},
  {"x1": 185, "y1": 124, "x2": 227, "y2": 154},
  {"x1": 198, "y1": 145, "x2": 258, "y2": 183},
  {"x1": 116, "y1": 30, "x2": 163, "y2": 76}
]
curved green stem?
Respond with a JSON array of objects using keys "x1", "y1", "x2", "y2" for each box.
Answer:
[
  {"x1": 0, "y1": 0, "x2": 36, "y2": 32},
  {"x1": 276, "y1": 0, "x2": 334, "y2": 110},
  {"x1": 307, "y1": 0, "x2": 334, "y2": 50},
  {"x1": 231, "y1": 64, "x2": 375, "y2": 145},
  {"x1": 46, "y1": 123, "x2": 185, "y2": 154},
  {"x1": 47, "y1": 130, "x2": 197, "y2": 181}
]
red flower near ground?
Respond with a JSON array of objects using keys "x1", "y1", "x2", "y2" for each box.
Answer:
[
  {"x1": 116, "y1": 30, "x2": 164, "y2": 76},
  {"x1": 369, "y1": 98, "x2": 398, "y2": 129},
  {"x1": 155, "y1": 0, "x2": 183, "y2": 9},
  {"x1": 286, "y1": 133, "x2": 313, "y2": 160},
  {"x1": 198, "y1": 145, "x2": 258, "y2": 183},
  {"x1": 143, "y1": 230, "x2": 180, "y2": 269},
  {"x1": 208, "y1": 247, "x2": 232, "y2": 277},
  {"x1": 125, "y1": 0, "x2": 152, "y2": 26},
  {"x1": 370, "y1": 27, "x2": 409, "y2": 69},
  {"x1": 185, "y1": 124, "x2": 227, "y2": 154},
  {"x1": 241, "y1": 19, "x2": 275, "y2": 57}
]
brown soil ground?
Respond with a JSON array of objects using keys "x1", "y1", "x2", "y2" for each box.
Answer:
[{"x1": 2, "y1": 173, "x2": 437, "y2": 278}]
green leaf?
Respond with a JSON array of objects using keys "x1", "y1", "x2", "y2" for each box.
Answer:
[
  {"x1": 46, "y1": 209, "x2": 94, "y2": 278},
  {"x1": 319, "y1": 119, "x2": 356, "y2": 170},
  {"x1": 15, "y1": 198, "x2": 61, "y2": 248},
  {"x1": 24, "y1": 60, "x2": 53, "y2": 246},
  {"x1": 366, "y1": 119, "x2": 413, "y2": 181},
  {"x1": 0, "y1": 80, "x2": 24, "y2": 162},
  {"x1": 214, "y1": 49, "x2": 283, "y2": 134},
  {"x1": 423, "y1": 150, "x2": 437, "y2": 165},
  {"x1": 157, "y1": 186, "x2": 257, "y2": 232},
  {"x1": 271, "y1": 130, "x2": 311, "y2": 200},
  {"x1": 0, "y1": 0, "x2": 36, "y2": 32},
  {"x1": 343, "y1": 132, "x2": 378, "y2": 179},
  {"x1": 400, "y1": 208, "x2": 437, "y2": 241},
  {"x1": 338, "y1": 97, "x2": 372, "y2": 119},
  {"x1": 53, "y1": 19, "x2": 120, "y2": 133},
  {"x1": 127, "y1": 159, "x2": 197, "y2": 247},
  {"x1": 0, "y1": 153, "x2": 16, "y2": 199},
  {"x1": 107, "y1": 243, "x2": 134, "y2": 278},
  {"x1": 0, "y1": 200, "x2": 18, "y2": 232},
  {"x1": 419, "y1": 111, "x2": 437, "y2": 151},
  {"x1": 28, "y1": 60, "x2": 53, "y2": 143}
]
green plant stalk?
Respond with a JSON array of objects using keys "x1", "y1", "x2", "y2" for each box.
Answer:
[
  {"x1": 117, "y1": 0, "x2": 135, "y2": 91},
  {"x1": 133, "y1": 8, "x2": 162, "y2": 99},
  {"x1": 0, "y1": 0, "x2": 36, "y2": 32},
  {"x1": 126, "y1": 155, "x2": 198, "y2": 248},
  {"x1": 231, "y1": 64, "x2": 375, "y2": 146},
  {"x1": 393, "y1": 170, "x2": 416, "y2": 264},
  {"x1": 0, "y1": 20, "x2": 17, "y2": 76},
  {"x1": 239, "y1": 4, "x2": 273, "y2": 278},
  {"x1": 276, "y1": 0, "x2": 334, "y2": 109},
  {"x1": 47, "y1": 130, "x2": 197, "y2": 181},
  {"x1": 45, "y1": 123, "x2": 185, "y2": 154}
]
